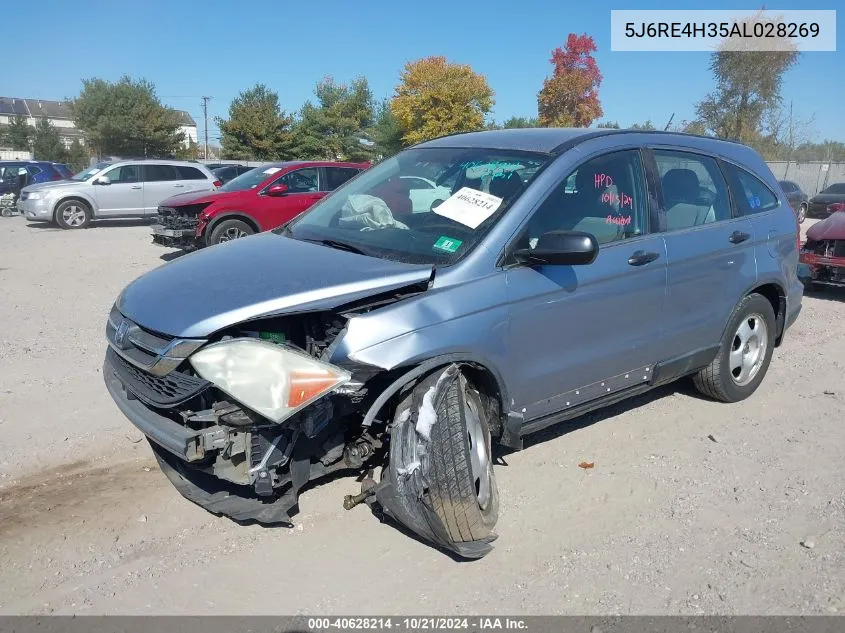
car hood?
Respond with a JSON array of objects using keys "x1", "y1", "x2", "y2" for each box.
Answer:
[
  {"x1": 116, "y1": 232, "x2": 434, "y2": 338},
  {"x1": 160, "y1": 189, "x2": 236, "y2": 207},
  {"x1": 23, "y1": 181, "x2": 83, "y2": 193},
  {"x1": 806, "y1": 211, "x2": 845, "y2": 241}
]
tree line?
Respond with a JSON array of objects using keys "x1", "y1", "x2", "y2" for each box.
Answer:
[{"x1": 3, "y1": 23, "x2": 842, "y2": 170}]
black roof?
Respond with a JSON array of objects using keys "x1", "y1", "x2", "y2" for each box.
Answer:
[{"x1": 414, "y1": 127, "x2": 749, "y2": 156}]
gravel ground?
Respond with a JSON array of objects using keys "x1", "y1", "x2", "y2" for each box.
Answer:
[{"x1": 0, "y1": 216, "x2": 843, "y2": 616}]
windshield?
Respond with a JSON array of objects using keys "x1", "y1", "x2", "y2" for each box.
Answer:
[
  {"x1": 279, "y1": 147, "x2": 551, "y2": 265},
  {"x1": 72, "y1": 162, "x2": 111, "y2": 181},
  {"x1": 821, "y1": 183, "x2": 845, "y2": 195},
  {"x1": 220, "y1": 165, "x2": 278, "y2": 192}
]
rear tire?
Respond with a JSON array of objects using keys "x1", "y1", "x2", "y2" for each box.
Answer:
[
  {"x1": 692, "y1": 293, "x2": 776, "y2": 403},
  {"x1": 55, "y1": 199, "x2": 91, "y2": 229},
  {"x1": 208, "y1": 218, "x2": 254, "y2": 245}
]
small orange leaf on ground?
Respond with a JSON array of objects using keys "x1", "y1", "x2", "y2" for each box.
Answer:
[{"x1": 578, "y1": 461, "x2": 595, "y2": 469}]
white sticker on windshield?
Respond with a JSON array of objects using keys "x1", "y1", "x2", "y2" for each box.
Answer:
[
  {"x1": 263, "y1": 167, "x2": 281, "y2": 174},
  {"x1": 432, "y1": 187, "x2": 503, "y2": 229}
]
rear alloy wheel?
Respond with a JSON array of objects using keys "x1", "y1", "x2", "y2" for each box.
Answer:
[
  {"x1": 692, "y1": 293, "x2": 776, "y2": 403},
  {"x1": 208, "y1": 218, "x2": 254, "y2": 245},
  {"x1": 55, "y1": 200, "x2": 91, "y2": 229},
  {"x1": 798, "y1": 203, "x2": 807, "y2": 224}
]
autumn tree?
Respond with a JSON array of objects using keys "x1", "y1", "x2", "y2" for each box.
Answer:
[
  {"x1": 291, "y1": 76, "x2": 375, "y2": 161},
  {"x1": 391, "y1": 56, "x2": 494, "y2": 145},
  {"x1": 71, "y1": 76, "x2": 184, "y2": 157},
  {"x1": 695, "y1": 11, "x2": 798, "y2": 144},
  {"x1": 2, "y1": 115, "x2": 32, "y2": 151},
  {"x1": 537, "y1": 33, "x2": 603, "y2": 127},
  {"x1": 217, "y1": 84, "x2": 294, "y2": 160}
]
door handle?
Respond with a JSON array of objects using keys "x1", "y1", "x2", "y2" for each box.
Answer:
[
  {"x1": 130, "y1": 185, "x2": 142, "y2": 189},
  {"x1": 729, "y1": 230, "x2": 751, "y2": 244},
  {"x1": 628, "y1": 250, "x2": 660, "y2": 266},
  {"x1": 173, "y1": 184, "x2": 185, "y2": 188}
]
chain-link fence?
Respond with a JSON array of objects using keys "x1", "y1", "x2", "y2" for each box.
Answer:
[{"x1": 766, "y1": 161, "x2": 845, "y2": 196}]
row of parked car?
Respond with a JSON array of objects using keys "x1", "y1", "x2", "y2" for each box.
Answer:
[{"x1": 6, "y1": 157, "x2": 845, "y2": 252}]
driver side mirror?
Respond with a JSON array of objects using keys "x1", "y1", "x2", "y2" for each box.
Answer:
[
  {"x1": 94, "y1": 175, "x2": 111, "y2": 185},
  {"x1": 513, "y1": 230, "x2": 599, "y2": 266},
  {"x1": 267, "y1": 183, "x2": 289, "y2": 196}
]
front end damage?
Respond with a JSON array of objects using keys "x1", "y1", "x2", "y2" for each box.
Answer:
[
  {"x1": 103, "y1": 280, "x2": 502, "y2": 558},
  {"x1": 151, "y1": 204, "x2": 207, "y2": 250}
]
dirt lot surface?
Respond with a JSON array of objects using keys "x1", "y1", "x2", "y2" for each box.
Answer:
[{"x1": 0, "y1": 217, "x2": 843, "y2": 616}]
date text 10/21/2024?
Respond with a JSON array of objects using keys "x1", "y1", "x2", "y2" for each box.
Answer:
[{"x1": 306, "y1": 617, "x2": 529, "y2": 630}]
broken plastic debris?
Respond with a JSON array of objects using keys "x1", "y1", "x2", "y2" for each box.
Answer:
[
  {"x1": 397, "y1": 409, "x2": 410, "y2": 423},
  {"x1": 415, "y1": 386, "x2": 437, "y2": 440},
  {"x1": 397, "y1": 460, "x2": 421, "y2": 476},
  {"x1": 578, "y1": 461, "x2": 595, "y2": 469}
]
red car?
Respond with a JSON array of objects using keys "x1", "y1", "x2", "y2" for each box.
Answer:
[
  {"x1": 151, "y1": 160, "x2": 369, "y2": 249},
  {"x1": 798, "y1": 211, "x2": 845, "y2": 289}
]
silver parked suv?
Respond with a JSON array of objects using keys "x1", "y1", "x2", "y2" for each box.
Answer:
[{"x1": 18, "y1": 159, "x2": 220, "y2": 229}]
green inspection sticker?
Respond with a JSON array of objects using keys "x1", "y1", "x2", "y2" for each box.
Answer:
[{"x1": 433, "y1": 236, "x2": 463, "y2": 253}]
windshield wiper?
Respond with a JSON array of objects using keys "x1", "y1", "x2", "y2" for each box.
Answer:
[{"x1": 304, "y1": 238, "x2": 367, "y2": 255}]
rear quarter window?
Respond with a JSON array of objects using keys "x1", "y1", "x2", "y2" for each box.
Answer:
[
  {"x1": 725, "y1": 163, "x2": 780, "y2": 215},
  {"x1": 177, "y1": 166, "x2": 210, "y2": 180}
]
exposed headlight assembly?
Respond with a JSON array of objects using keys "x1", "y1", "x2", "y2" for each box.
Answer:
[{"x1": 189, "y1": 339, "x2": 351, "y2": 423}]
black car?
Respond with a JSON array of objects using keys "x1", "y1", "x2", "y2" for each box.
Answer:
[
  {"x1": 808, "y1": 182, "x2": 845, "y2": 218},
  {"x1": 211, "y1": 164, "x2": 253, "y2": 184},
  {"x1": 778, "y1": 180, "x2": 809, "y2": 223}
]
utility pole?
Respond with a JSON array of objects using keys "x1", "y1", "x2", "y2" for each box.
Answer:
[{"x1": 201, "y1": 96, "x2": 211, "y2": 159}]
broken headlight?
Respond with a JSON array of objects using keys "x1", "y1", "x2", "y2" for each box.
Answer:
[{"x1": 189, "y1": 339, "x2": 351, "y2": 424}]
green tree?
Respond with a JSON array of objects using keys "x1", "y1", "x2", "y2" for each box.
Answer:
[
  {"x1": 291, "y1": 76, "x2": 376, "y2": 161},
  {"x1": 391, "y1": 56, "x2": 494, "y2": 145},
  {"x1": 217, "y1": 84, "x2": 294, "y2": 160},
  {"x1": 503, "y1": 116, "x2": 540, "y2": 128},
  {"x1": 628, "y1": 120, "x2": 656, "y2": 130},
  {"x1": 31, "y1": 118, "x2": 68, "y2": 162},
  {"x1": 695, "y1": 11, "x2": 798, "y2": 143},
  {"x1": 66, "y1": 139, "x2": 90, "y2": 172},
  {"x1": 595, "y1": 120, "x2": 620, "y2": 129},
  {"x1": 2, "y1": 115, "x2": 32, "y2": 151},
  {"x1": 71, "y1": 75, "x2": 184, "y2": 157},
  {"x1": 370, "y1": 98, "x2": 405, "y2": 159},
  {"x1": 174, "y1": 138, "x2": 199, "y2": 160}
]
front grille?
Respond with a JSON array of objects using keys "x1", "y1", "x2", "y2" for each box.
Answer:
[
  {"x1": 107, "y1": 347, "x2": 209, "y2": 408},
  {"x1": 156, "y1": 205, "x2": 202, "y2": 230}
]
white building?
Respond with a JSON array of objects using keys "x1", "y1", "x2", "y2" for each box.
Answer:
[{"x1": 0, "y1": 96, "x2": 198, "y2": 154}]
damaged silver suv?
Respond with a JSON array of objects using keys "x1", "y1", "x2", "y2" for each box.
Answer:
[{"x1": 103, "y1": 128, "x2": 802, "y2": 558}]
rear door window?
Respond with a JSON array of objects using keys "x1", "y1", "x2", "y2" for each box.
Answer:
[
  {"x1": 143, "y1": 164, "x2": 180, "y2": 182},
  {"x1": 324, "y1": 167, "x2": 359, "y2": 191},
  {"x1": 724, "y1": 163, "x2": 780, "y2": 215},
  {"x1": 653, "y1": 150, "x2": 732, "y2": 230}
]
